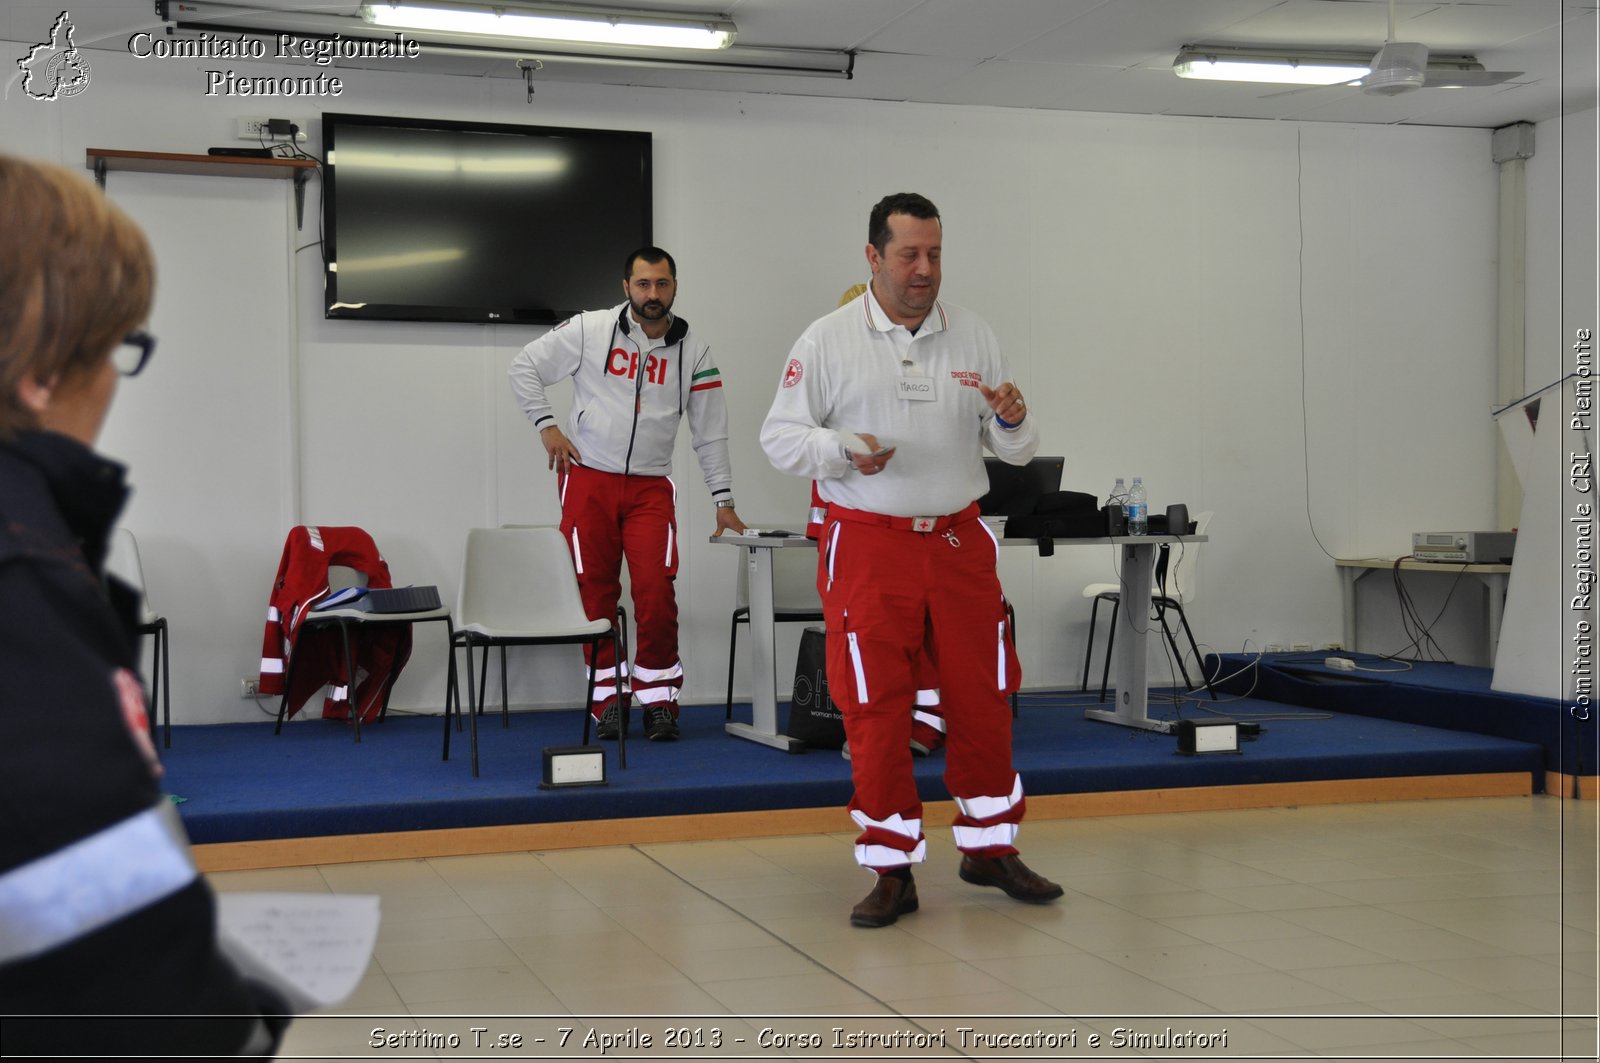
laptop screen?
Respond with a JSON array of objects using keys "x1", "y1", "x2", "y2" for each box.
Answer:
[{"x1": 979, "y1": 456, "x2": 1064, "y2": 517}]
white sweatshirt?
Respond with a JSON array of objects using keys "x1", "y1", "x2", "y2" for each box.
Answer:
[
  {"x1": 761, "y1": 288, "x2": 1038, "y2": 518},
  {"x1": 509, "y1": 304, "x2": 734, "y2": 497}
]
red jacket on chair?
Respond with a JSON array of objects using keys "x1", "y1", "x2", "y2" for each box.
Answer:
[{"x1": 259, "y1": 526, "x2": 413, "y2": 723}]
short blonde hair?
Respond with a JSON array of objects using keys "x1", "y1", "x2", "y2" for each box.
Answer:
[
  {"x1": 838, "y1": 283, "x2": 867, "y2": 309},
  {"x1": 0, "y1": 155, "x2": 154, "y2": 438}
]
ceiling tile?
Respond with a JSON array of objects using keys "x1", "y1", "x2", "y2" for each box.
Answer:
[
  {"x1": 856, "y1": 0, "x2": 1103, "y2": 60},
  {"x1": 1008, "y1": 0, "x2": 1283, "y2": 66},
  {"x1": 727, "y1": 0, "x2": 925, "y2": 50}
]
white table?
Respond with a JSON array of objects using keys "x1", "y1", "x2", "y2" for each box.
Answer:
[
  {"x1": 1044, "y1": 535, "x2": 1209, "y2": 734},
  {"x1": 714, "y1": 531, "x2": 1209, "y2": 747},
  {"x1": 711, "y1": 533, "x2": 816, "y2": 752},
  {"x1": 1335, "y1": 557, "x2": 1511, "y2": 666}
]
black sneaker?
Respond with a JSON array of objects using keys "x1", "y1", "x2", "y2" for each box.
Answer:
[
  {"x1": 644, "y1": 705, "x2": 679, "y2": 742},
  {"x1": 595, "y1": 703, "x2": 620, "y2": 741}
]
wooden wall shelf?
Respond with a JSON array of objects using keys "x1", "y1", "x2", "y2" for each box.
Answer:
[{"x1": 86, "y1": 149, "x2": 317, "y2": 229}]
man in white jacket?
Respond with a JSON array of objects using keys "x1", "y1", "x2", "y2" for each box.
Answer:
[
  {"x1": 511, "y1": 248, "x2": 745, "y2": 741},
  {"x1": 761, "y1": 194, "x2": 1062, "y2": 927}
]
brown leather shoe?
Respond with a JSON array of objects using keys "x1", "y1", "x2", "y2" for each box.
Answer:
[
  {"x1": 850, "y1": 873, "x2": 919, "y2": 928},
  {"x1": 959, "y1": 854, "x2": 1064, "y2": 903}
]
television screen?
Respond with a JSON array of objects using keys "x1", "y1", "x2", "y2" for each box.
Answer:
[{"x1": 321, "y1": 112, "x2": 651, "y2": 324}]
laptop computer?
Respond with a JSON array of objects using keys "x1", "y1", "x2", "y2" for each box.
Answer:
[{"x1": 979, "y1": 456, "x2": 1065, "y2": 518}]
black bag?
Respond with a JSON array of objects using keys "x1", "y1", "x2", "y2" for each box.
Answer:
[
  {"x1": 1005, "y1": 490, "x2": 1104, "y2": 540},
  {"x1": 786, "y1": 626, "x2": 846, "y2": 749}
]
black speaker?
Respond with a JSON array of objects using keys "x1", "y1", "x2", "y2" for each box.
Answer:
[{"x1": 1166, "y1": 504, "x2": 1190, "y2": 535}]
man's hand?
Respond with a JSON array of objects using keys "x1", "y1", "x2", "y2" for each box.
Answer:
[
  {"x1": 847, "y1": 432, "x2": 896, "y2": 476},
  {"x1": 713, "y1": 506, "x2": 748, "y2": 537},
  {"x1": 979, "y1": 382, "x2": 1028, "y2": 427},
  {"x1": 540, "y1": 425, "x2": 581, "y2": 473}
]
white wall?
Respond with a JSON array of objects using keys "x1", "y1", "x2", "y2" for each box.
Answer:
[
  {"x1": 1527, "y1": 111, "x2": 1598, "y2": 396},
  {"x1": 3, "y1": 26, "x2": 1515, "y2": 724}
]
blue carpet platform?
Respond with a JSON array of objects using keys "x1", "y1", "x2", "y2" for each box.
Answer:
[
  {"x1": 164, "y1": 672, "x2": 1553, "y2": 850},
  {"x1": 1205, "y1": 651, "x2": 1596, "y2": 788}
]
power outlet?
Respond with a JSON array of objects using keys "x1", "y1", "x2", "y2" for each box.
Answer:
[
  {"x1": 241, "y1": 677, "x2": 261, "y2": 699},
  {"x1": 236, "y1": 116, "x2": 306, "y2": 142},
  {"x1": 1291, "y1": 642, "x2": 1313, "y2": 652},
  {"x1": 1264, "y1": 643, "x2": 1286, "y2": 653}
]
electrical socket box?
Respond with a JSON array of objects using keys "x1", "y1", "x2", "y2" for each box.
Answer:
[
  {"x1": 240, "y1": 677, "x2": 261, "y2": 698},
  {"x1": 237, "y1": 116, "x2": 306, "y2": 142},
  {"x1": 1176, "y1": 718, "x2": 1240, "y2": 755},
  {"x1": 1264, "y1": 643, "x2": 1286, "y2": 653},
  {"x1": 541, "y1": 746, "x2": 607, "y2": 788},
  {"x1": 1291, "y1": 642, "x2": 1312, "y2": 652}
]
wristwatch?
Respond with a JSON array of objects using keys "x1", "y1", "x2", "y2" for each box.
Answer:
[{"x1": 715, "y1": 498, "x2": 737, "y2": 509}]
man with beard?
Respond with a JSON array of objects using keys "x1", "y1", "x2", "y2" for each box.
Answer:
[{"x1": 511, "y1": 247, "x2": 745, "y2": 742}]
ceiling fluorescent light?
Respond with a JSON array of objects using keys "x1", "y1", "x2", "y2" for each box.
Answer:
[
  {"x1": 361, "y1": 2, "x2": 735, "y2": 50},
  {"x1": 1174, "y1": 46, "x2": 1370, "y2": 86}
]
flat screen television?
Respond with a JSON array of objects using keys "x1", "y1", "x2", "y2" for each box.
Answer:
[{"x1": 321, "y1": 112, "x2": 651, "y2": 324}]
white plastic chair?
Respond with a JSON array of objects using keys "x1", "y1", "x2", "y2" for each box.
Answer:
[
  {"x1": 1080, "y1": 511, "x2": 1216, "y2": 701},
  {"x1": 105, "y1": 529, "x2": 171, "y2": 748},
  {"x1": 453, "y1": 527, "x2": 622, "y2": 777},
  {"x1": 724, "y1": 539, "x2": 824, "y2": 720}
]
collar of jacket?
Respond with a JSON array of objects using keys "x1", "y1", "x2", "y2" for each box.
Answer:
[
  {"x1": 615, "y1": 304, "x2": 689, "y2": 346},
  {"x1": 0, "y1": 430, "x2": 129, "y2": 576}
]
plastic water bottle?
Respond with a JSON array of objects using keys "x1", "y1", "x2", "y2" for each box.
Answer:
[
  {"x1": 1126, "y1": 477, "x2": 1148, "y2": 535},
  {"x1": 1108, "y1": 477, "x2": 1127, "y2": 508}
]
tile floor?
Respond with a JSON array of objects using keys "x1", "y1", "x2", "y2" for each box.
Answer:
[{"x1": 212, "y1": 795, "x2": 1599, "y2": 1061}]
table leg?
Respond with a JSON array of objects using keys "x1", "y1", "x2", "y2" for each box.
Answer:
[
  {"x1": 1085, "y1": 542, "x2": 1169, "y2": 733},
  {"x1": 725, "y1": 546, "x2": 805, "y2": 752}
]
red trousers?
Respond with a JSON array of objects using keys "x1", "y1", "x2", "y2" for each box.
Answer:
[
  {"x1": 809, "y1": 485, "x2": 945, "y2": 750},
  {"x1": 819, "y1": 504, "x2": 1024, "y2": 870},
  {"x1": 559, "y1": 464, "x2": 682, "y2": 718}
]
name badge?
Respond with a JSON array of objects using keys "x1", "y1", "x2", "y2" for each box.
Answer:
[{"x1": 897, "y1": 376, "x2": 936, "y2": 401}]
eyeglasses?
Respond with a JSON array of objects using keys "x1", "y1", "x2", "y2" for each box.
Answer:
[{"x1": 115, "y1": 331, "x2": 156, "y2": 377}]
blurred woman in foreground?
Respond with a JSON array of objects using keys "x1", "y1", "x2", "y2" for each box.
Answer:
[{"x1": 0, "y1": 154, "x2": 289, "y2": 1058}]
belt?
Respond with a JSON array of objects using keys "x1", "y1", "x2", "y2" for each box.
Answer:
[{"x1": 827, "y1": 501, "x2": 979, "y2": 534}]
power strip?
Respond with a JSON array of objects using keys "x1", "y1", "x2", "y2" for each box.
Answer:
[{"x1": 1325, "y1": 656, "x2": 1357, "y2": 671}]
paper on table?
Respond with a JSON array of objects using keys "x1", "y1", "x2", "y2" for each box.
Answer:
[{"x1": 215, "y1": 892, "x2": 381, "y2": 1014}]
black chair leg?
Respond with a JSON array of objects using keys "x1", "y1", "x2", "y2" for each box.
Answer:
[
  {"x1": 616, "y1": 606, "x2": 630, "y2": 678},
  {"x1": 465, "y1": 639, "x2": 480, "y2": 777},
  {"x1": 614, "y1": 631, "x2": 626, "y2": 768},
  {"x1": 1081, "y1": 596, "x2": 1102, "y2": 692},
  {"x1": 499, "y1": 644, "x2": 511, "y2": 728},
  {"x1": 147, "y1": 620, "x2": 171, "y2": 748},
  {"x1": 475, "y1": 647, "x2": 490, "y2": 717},
  {"x1": 441, "y1": 624, "x2": 460, "y2": 765},
  {"x1": 1004, "y1": 599, "x2": 1019, "y2": 717},
  {"x1": 1098, "y1": 597, "x2": 1119, "y2": 703},
  {"x1": 273, "y1": 650, "x2": 297, "y2": 734},
  {"x1": 1155, "y1": 602, "x2": 1197, "y2": 690},
  {"x1": 725, "y1": 616, "x2": 741, "y2": 721},
  {"x1": 452, "y1": 641, "x2": 466, "y2": 731},
  {"x1": 337, "y1": 620, "x2": 362, "y2": 743},
  {"x1": 442, "y1": 638, "x2": 457, "y2": 762}
]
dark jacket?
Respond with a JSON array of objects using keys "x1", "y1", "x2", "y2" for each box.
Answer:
[{"x1": 0, "y1": 430, "x2": 286, "y2": 1058}]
